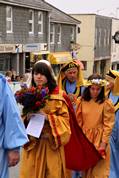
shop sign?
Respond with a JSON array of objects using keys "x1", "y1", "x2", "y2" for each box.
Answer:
[
  {"x1": 23, "y1": 43, "x2": 47, "y2": 52},
  {"x1": 0, "y1": 44, "x2": 15, "y2": 53}
]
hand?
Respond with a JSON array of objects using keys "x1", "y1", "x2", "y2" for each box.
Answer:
[
  {"x1": 98, "y1": 142, "x2": 107, "y2": 159},
  {"x1": 7, "y1": 150, "x2": 20, "y2": 167}
]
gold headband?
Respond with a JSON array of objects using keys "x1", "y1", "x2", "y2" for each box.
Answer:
[{"x1": 84, "y1": 79, "x2": 107, "y2": 87}]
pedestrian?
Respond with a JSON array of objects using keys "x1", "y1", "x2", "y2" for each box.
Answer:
[
  {"x1": 76, "y1": 74, "x2": 115, "y2": 178},
  {"x1": 106, "y1": 69, "x2": 119, "y2": 178},
  {"x1": 0, "y1": 74, "x2": 28, "y2": 178},
  {"x1": 58, "y1": 61, "x2": 84, "y2": 178},
  {"x1": 19, "y1": 60, "x2": 71, "y2": 178},
  {"x1": 58, "y1": 61, "x2": 84, "y2": 106},
  {"x1": 5, "y1": 71, "x2": 12, "y2": 82}
]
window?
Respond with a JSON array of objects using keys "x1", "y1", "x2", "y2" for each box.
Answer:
[
  {"x1": 81, "y1": 61, "x2": 87, "y2": 70},
  {"x1": 95, "y1": 28, "x2": 98, "y2": 46},
  {"x1": 29, "y1": 10, "x2": 34, "y2": 34},
  {"x1": 38, "y1": 11, "x2": 43, "y2": 34},
  {"x1": 6, "y1": 6, "x2": 13, "y2": 33},
  {"x1": 104, "y1": 29, "x2": 107, "y2": 47},
  {"x1": 71, "y1": 27, "x2": 75, "y2": 41},
  {"x1": 50, "y1": 23, "x2": 55, "y2": 44},
  {"x1": 57, "y1": 25, "x2": 61, "y2": 44},
  {"x1": 98, "y1": 28, "x2": 101, "y2": 47},
  {"x1": 107, "y1": 30, "x2": 110, "y2": 45}
]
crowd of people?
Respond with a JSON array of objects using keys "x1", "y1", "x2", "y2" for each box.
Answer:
[{"x1": 1, "y1": 59, "x2": 119, "y2": 178}]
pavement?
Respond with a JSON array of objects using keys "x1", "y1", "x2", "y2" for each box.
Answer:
[{"x1": 9, "y1": 163, "x2": 19, "y2": 178}]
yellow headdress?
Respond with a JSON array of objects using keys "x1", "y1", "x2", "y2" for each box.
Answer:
[
  {"x1": 57, "y1": 61, "x2": 84, "y2": 89},
  {"x1": 106, "y1": 69, "x2": 119, "y2": 95}
]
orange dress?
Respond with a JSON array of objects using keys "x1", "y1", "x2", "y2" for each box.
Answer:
[
  {"x1": 19, "y1": 90, "x2": 71, "y2": 178},
  {"x1": 76, "y1": 98, "x2": 115, "y2": 178}
]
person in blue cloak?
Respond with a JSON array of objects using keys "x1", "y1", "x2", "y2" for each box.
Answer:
[
  {"x1": 106, "y1": 69, "x2": 119, "y2": 178},
  {"x1": 0, "y1": 74, "x2": 28, "y2": 178}
]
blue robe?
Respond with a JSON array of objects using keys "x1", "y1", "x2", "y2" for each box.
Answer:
[
  {"x1": 0, "y1": 75, "x2": 28, "y2": 178},
  {"x1": 109, "y1": 92, "x2": 119, "y2": 178}
]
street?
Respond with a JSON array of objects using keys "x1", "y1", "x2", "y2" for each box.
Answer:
[{"x1": 9, "y1": 164, "x2": 19, "y2": 178}]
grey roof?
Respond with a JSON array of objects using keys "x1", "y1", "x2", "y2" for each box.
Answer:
[
  {"x1": 45, "y1": 2, "x2": 81, "y2": 25},
  {"x1": 0, "y1": 0, "x2": 52, "y2": 11},
  {"x1": 0, "y1": 0, "x2": 80, "y2": 24}
]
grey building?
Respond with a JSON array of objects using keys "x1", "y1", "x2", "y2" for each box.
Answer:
[
  {"x1": 0, "y1": 0, "x2": 80, "y2": 75},
  {"x1": 70, "y1": 14, "x2": 112, "y2": 77},
  {"x1": 94, "y1": 15, "x2": 112, "y2": 76}
]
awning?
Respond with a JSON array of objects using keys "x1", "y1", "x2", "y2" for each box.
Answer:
[
  {"x1": 48, "y1": 52, "x2": 73, "y2": 64},
  {"x1": 30, "y1": 51, "x2": 50, "y2": 62}
]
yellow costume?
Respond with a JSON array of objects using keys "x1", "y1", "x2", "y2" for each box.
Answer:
[
  {"x1": 76, "y1": 98, "x2": 115, "y2": 178},
  {"x1": 106, "y1": 69, "x2": 119, "y2": 96},
  {"x1": 19, "y1": 89, "x2": 71, "y2": 178},
  {"x1": 57, "y1": 61, "x2": 84, "y2": 102}
]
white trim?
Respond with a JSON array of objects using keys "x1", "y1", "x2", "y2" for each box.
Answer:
[
  {"x1": 71, "y1": 26, "x2": 75, "y2": 41},
  {"x1": 6, "y1": 6, "x2": 13, "y2": 33},
  {"x1": 57, "y1": 24, "x2": 61, "y2": 44},
  {"x1": 28, "y1": 10, "x2": 34, "y2": 35},
  {"x1": 50, "y1": 23, "x2": 55, "y2": 44},
  {"x1": 38, "y1": 11, "x2": 43, "y2": 34}
]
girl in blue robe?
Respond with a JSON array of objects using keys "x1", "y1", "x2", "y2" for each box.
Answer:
[
  {"x1": 106, "y1": 69, "x2": 119, "y2": 178},
  {"x1": 0, "y1": 74, "x2": 28, "y2": 178}
]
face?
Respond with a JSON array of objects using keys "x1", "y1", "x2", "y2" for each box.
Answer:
[
  {"x1": 106, "y1": 81, "x2": 114, "y2": 90},
  {"x1": 89, "y1": 84, "x2": 102, "y2": 99},
  {"x1": 64, "y1": 67, "x2": 78, "y2": 83},
  {"x1": 33, "y1": 73, "x2": 47, "y2": 86}
]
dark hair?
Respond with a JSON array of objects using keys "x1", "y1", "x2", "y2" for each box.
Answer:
[
  {"x1": 82, "y1": 73, "x2": 105, "y2": 103},
  {"x1": 31, "y1": 62, "x2": 57, "y2": 93}
]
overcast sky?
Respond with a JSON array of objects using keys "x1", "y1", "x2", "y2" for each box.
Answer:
[{"x1": 46, "y1": 0, "x2": 119, "y2": 17}]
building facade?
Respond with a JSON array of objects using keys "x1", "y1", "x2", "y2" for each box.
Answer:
[
  {"x1": 0, "y1": 0, "x2": 79, "y2": 75},
  {"x1": 70, "y1": 14, "x2": 112, "y2": 78},
  {"x1": 111, "y1": 18, "x2": 119, "y2": 70}
]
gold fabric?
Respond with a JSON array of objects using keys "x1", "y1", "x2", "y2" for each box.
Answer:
[
  {"x1": 57, "y1": 61, "x2": 84, "y2": 93},
  {"x1": 106, "y1": 69, "x2": 119, "y2": 96},
  {"x1": 76, "y1": 99, "x2": 115, "y2": 178},
  {"x1": 19, "y1": 90, "x2": 71, "y2": 178}
]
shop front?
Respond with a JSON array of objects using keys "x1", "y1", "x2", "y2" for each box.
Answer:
[
  {"x1": 23, "y1": 43, "x2": 48, "y2": 71},
  {"x1": 0, "y1": 44, "x2": 22, "y2": 74},
  {"x1": 48, "y1": 52, "x2": 73, "y2": 75}
]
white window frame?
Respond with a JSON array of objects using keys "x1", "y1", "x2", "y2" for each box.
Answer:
[
  {"x1": 50, "y1": 23, "x2": 55, "y2": 44},
  {"x1": 29, "y1": 10, "x2": 34, "y2": 34},
  {"x1": 38, "y1": 11, "x2": 43, "y2": 34},
  {"x1": 57, "y1": 24, "x2": 61, "y2": 44},
  {"x1": 71, "y1": 27, "x2": 75, "y2": 41},
  {"x1": 6, "y1": 6, "x2": 13, "y2": 33}
]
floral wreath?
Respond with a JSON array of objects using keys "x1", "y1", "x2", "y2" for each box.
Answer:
[{"x1": 84, "y1": 79, "x2": 107, "y2": 87}]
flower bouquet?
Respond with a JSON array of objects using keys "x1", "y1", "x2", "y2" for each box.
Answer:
[{"x1": 15, "y1": 85, "x2": 50, "y2": 115}]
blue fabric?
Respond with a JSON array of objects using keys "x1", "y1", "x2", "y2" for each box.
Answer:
[
  {"x1": 66, "y1": 80, "x2": 76, "y2": 94},
  {"x1": 0, "y1": 74, "x2": 28, "y2": 178},
  {"x1": 109, "y1": 92, "x2": 119, "y2": 178}
]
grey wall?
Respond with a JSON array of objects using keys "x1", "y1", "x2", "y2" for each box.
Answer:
[
  {"x1": 0, "y1": 4, "x2": 48, "y2": 44},
  {"x1": 94, "y1": 15, "x2": 112, "y2": 58},
  {"x1": 50, "y1": 23, "x2": 76, "y2": 52}
]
